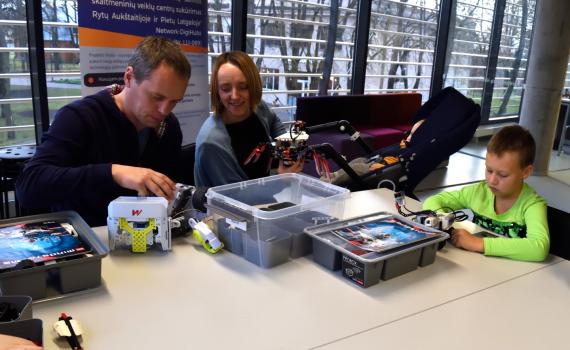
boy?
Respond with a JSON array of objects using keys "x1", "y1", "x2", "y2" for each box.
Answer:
[{"x1": 423, "y1": 125, "x2": 549, "y2": 261}]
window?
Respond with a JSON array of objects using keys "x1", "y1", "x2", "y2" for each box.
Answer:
[
  {"x1": 207, "y1": 0, "x2": 231, "y2": 108},
  {"x1": 0, "y1": 0, "x2": 80, "y2": 147},
  {"x1": 444, "y1": 1, "x2": 497, "y2": 106},
  {"x1": 260, "y1": 67, "x2": 280, "y2": 90},
  {"x1": 365, "y1": 0, "x2": 442, "y2": 101},
  {"x1": 4, "y1": 0, "x2": 550, "y2": 147},
  {"x1": 488, "y1": 0, "x2": 536, "y2": 119},
  {"x1": 563, "y1": 54, "x2": 570, "y2": 97},
  {"x1": 443, "y1": 0, "x2": 536, "y2": 122},
  {"x1": 208, "y1": 0, "x2": 231, "y2": 56},
  {"x1": 245, "y1": 0, "x2": 358, "y2": 121},
  {"x1": 0, "y1": 2, "x2": 33, "y2": 146},
  {"x1": 43, "y1": 0, "x2": 81, "y2": 123}
]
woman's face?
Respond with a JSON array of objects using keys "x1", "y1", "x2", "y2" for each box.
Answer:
[{"x1": 217, "y1": 63, "x2": 251, "y2": 124}]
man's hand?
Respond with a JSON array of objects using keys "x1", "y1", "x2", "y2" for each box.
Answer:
[
  {"x1": 111, "y1": 164, "x2": 176, "y2": 200},
  {"x1": 277, "y1": 158, "x2": 304, "y2": 174},
  {"x1": 450, "y1": 228, "x2": 484, "y2": 253}
]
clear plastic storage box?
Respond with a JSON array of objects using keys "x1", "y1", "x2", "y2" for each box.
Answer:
[{"x1": 206, "y1": 173, "x2": 350, "y2": 268}]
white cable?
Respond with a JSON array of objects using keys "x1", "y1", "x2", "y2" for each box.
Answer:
[{"x1": 377, "y1": 179, "x2": 396, "y2": 191}]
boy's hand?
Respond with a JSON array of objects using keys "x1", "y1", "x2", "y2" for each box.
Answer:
[
  {"x1": 111, "y1": 164, "x2": 176, "y2": 200},
  {"x1": 450, "y1": 228, "x2": 484, "y2": 253}
]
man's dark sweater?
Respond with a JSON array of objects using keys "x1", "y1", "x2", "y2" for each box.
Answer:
[{"x1": 16, "y1": 89, "x2": 182, "y2": 226}]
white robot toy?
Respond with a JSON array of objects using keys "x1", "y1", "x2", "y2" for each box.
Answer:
[
  {"x1": 107, "y1": 196, "x2": 171, "y2": 253},
  {"x1": 107, "y1": 184, "x2": 223, "y2": 253}
]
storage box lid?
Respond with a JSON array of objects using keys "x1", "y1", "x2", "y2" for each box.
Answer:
[
  {"x1": 304, "y1": 212, "x2": 449, "y2": 262},
  {"x1": 206, "y1": 173, "x2": 349, "y2": 220}
]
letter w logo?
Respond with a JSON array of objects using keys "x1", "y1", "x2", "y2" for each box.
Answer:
[{"x1": 132, "y1": 209, "x2": 143, "y2": 216}]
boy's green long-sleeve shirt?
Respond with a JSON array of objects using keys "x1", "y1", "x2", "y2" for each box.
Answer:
[{"x1": 423, "y1": 181, "x2": 549, "y2": 261}]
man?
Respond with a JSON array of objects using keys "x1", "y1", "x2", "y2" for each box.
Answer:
[{"x1": 16, "y1": 36, "x2": 191, "y2": 226}]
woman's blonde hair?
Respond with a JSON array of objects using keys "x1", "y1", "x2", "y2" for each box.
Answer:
[{"x1": 210, "y1": 51, "x2": 262, "y2": 115}]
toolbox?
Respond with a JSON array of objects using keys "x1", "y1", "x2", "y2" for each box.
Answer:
[
  {"x1": 304, "y1": 212, "x2": 449, "y2": 287},
  {"x1": 0, "y1": 211, "x2": 107, "y2": 300},
  {"x1": 207, "y1": 173, "x2": 349, "y2": 268}
]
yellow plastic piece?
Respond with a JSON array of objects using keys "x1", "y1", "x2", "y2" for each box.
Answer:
[
  {"x1": 119, "y1": 218, "x2": 156, "y2": 253},
  {"x1": 192, "y1": 229, "x2": 224, "y2": 254}
]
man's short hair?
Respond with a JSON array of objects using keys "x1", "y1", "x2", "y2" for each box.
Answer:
[
  {"x1": 128, "y1": 36, "x2": 191, "y2": 83},
  {"x1": 209, "y1": 51, "x2": 262, "y2": 115},
  {"x1": 487, "y1": 125, "x2": 535, "y2": 167}
]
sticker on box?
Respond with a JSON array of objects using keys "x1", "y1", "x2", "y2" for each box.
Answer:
[
  {"x1": 225, "y1": 218, "x2": 247, "y2": 231},
  {"x1": 342, "y1": 255, "x2": 365, "y2": 286}
]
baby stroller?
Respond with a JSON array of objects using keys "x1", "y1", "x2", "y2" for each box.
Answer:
[{"x1": 307, "y1": 87, "x2": 481, "y2": 197}]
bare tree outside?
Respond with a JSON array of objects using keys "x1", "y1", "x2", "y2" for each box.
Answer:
[
  {"x1": 366, "y1": 0, "x2": 440, "y2": 98},
  {"x1": 0, "y1": 0, "x2": 543, "y2": 146},
  {"x1": 239, "y1": 0, "x2": 358, "y2": 120},
  {"x1": 0, "y1": 1, "x2": 27, "y2": 141},
  {"x1": 496, "y1": 0, "x2": 530, "y2": 116},
  {"x1": 208, "y1": 0, "x2": 231, "y2": 59}
]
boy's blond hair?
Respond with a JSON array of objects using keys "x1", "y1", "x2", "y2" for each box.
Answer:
[{"x1": 487, "y1": 125, "x2": 535, "y2": 168}]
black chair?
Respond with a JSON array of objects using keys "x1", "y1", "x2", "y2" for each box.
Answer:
[
  {"x1": 547, "y1": 206, "x2": 570, "y2": 260},
  {"x1": 0, "y1": 145, "x2": 36, "y2": 218},
  {"x1": 177, "y1": 143, "x2": 195, "y2": 185}
]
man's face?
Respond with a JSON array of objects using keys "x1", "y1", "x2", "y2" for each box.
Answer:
[
  {"x1": 485, "y1": 151, "x2": 533, "y2": 199},
  {"x1": 123, "y1": 62, "x2": 188, "y2": 130}
]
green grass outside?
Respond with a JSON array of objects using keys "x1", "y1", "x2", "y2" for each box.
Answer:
[
  {"x1": 468, "y1": 92, "x2": 523, "y2": 117},
  {"x1": 0, "y1": 84, "x2": 81, "y2": 146},
  {"x1": 0, "y1": 84, "x2": 526, "y2": 147}
]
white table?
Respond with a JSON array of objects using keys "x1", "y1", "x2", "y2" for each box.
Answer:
[
  {"x1": 33, "y1": 189, "x2": 565, "y2": 349},
  {"x1": 318, "y1": 259, "x2": 570, "y2": 350}
]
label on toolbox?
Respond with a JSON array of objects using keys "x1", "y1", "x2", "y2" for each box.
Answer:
[
  {"x1": 342, "y1": 255, "x2": 366, "y2": 286},
  {"x1": 225, "y1": 218, "x2": 247, "y2": 231}
]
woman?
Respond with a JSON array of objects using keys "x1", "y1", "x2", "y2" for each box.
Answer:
[{"x1": 194, "y1": 51, "x2": 302, "y2": 187}]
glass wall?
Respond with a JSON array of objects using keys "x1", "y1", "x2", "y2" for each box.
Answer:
[
  {"x1": 443, "y1": 0, "x2": 536, "y2": 122},
  {"x1": 562, "y1": 58, "x2": 570, "y2": 98},
  {"x1": 43, "y1": 0, "x2": 81, "y2": 123},
  {"x1": 0, "y1": 0, "x2": 80, "y2": 147},
  {"x1": 489, "y1": 0, "x2": 536, "y2": 119},
  {"x1": 0, "y1": 2, "x2": 33, "y2": 146},
  {"x1": 443, "y1": 0, "x2": 497, "y2": 105},
  {"x1": 365, "y1": 0, "x2": 441, "y2": 101},
  {"x1": 208, "y1": 0, "x2": 231, "y2": 56},
  {"x1": 245, "y1": 0, "x2": 358, "y2": 121},
  {"x1": 3, "y1": 0, "x2": 554, "y2": 147}
]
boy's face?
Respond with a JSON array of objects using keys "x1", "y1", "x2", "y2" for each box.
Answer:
[{"x1": 485, "y1": 151, "x2": 533, "y2": 199}]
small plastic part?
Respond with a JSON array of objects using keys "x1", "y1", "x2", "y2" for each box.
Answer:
[
  {"x1": 53, "y1": 313, "x2": 83, "y2": 350},
  {"x1": 189, "y1": 219, "x2": 224, "y2": 254},
  {"x1": 394, "y1": 191, "x2": 406, "y2": 207}
]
